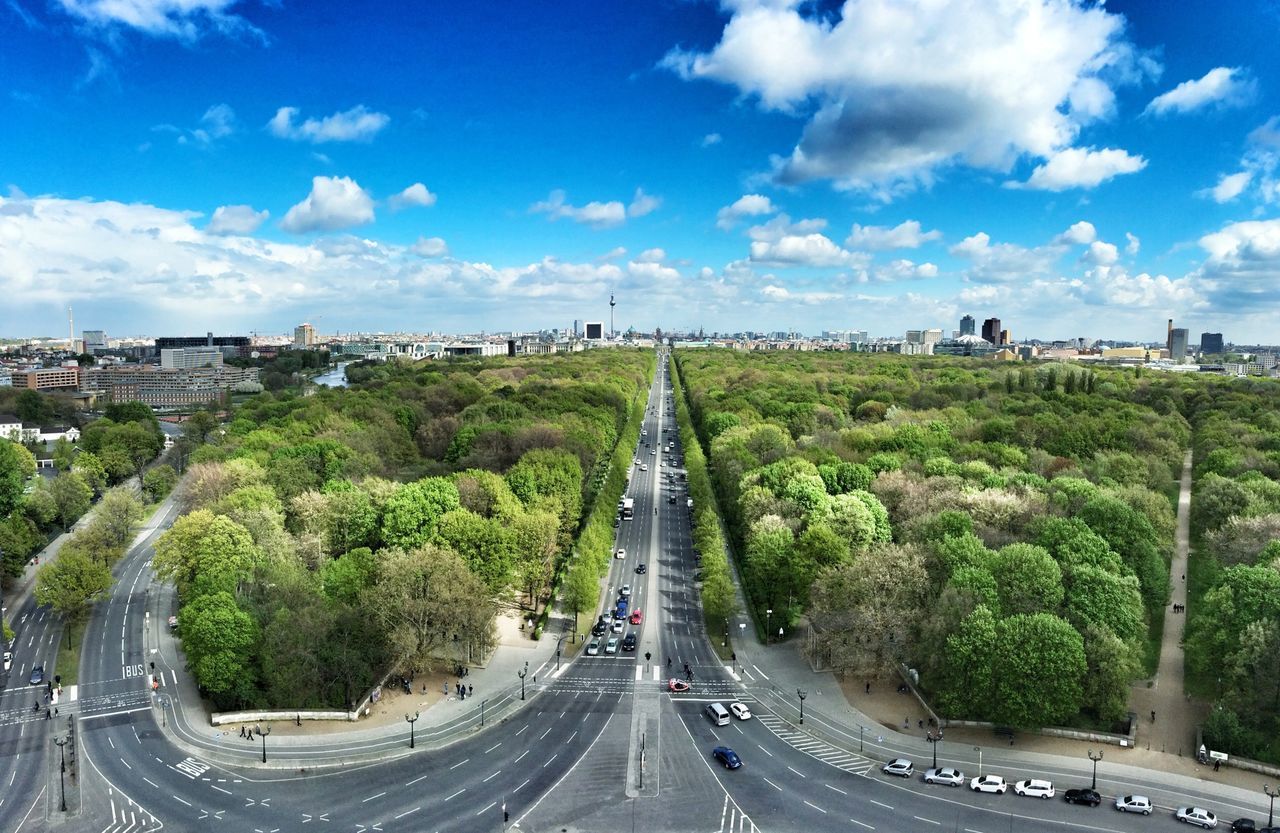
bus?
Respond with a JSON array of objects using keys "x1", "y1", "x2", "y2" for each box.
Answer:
[{"x1": 621, "y1": 497, "x2": 634, "y2": 520}]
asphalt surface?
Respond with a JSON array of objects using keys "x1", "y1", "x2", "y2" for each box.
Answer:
[{"x1": 1, "y1": 354, "x2": 1273, "y2": 833}]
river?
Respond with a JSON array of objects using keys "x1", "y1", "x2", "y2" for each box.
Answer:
[{"x1": 313, "y1": 362, "x2": 352, "y2": 388}]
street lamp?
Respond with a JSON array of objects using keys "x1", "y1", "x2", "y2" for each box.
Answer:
[
  {"x1": 797, "y1": 689, "x2": 807, "y2": 725},
  {"x1": 406, "y1": 711, "x2": 419, "y2": 749},
  {"x1": 556, "y1": 633, "x2": 568, "y2": 671},
  {"x1": 54, "y1": 735, "x2": 68, "y2": 811},
  {"x1": 926, "y1": 729, "x2": 943, "y2": 769},
  {"x1": 481, "y1": 699, "x2": 488, "y2": 727},
  {"x1": 1264, "y1": 784, "x2": 1277, "y2": 828},
  {"x1": 1087, "y1": 749, "x2": 1103, "y2": 790},
  {"x1": 518, "y1": 661, "x2": 529, "y2": 701},
  {"x1": 974, "y1": 745, "x2": 983, "y2": 777},
  {"x1": 765, "y1": 609, "x2": 773, "y2": 645},
  {"x1": 723, "y1": 618, "x2": 729, "y2": 648},
  {"x1": 858, "y1": 724, "x2": 865, "y2": 752},
  {"x1": 255, "y1": 725, "x2": 270, "y2": 763}
]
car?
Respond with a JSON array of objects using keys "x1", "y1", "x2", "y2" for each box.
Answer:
[
  {"x1": 586, "y1": 640, "x2": 601, "y2": 656},
  {"x1": 640, "y1": 464, "x2": 648, "y2": 471},
  {"x1": 1015, "y1": 779, "x2": 1055, "y2": 799},
  {"x1": 667, "y1": 678, "x2": 690, "y2": 692},
  {"x1": 1230, "y1": 820, "x2": 1257, "y2": 833},
  {"x1": 591, "y1": 620, "x2": 607, "y2": 637},
  {"x1": 970, "y1": 775, "x2": 1008, "y2": 794},
  {"x1": 635, "y1": 563, "x2": 647, "y2": 574},
  {"x1": 611, "y1": 619, "x2": 625, "y2": 634},
  {"x1": 616, "y1": 548, "x2": 626, "y2": 559},
  {"x1": 634, "y1": 459, "x2": 640, "y2": 466},
  {"x1": 1116, "y1": 795, "x2": 1153, "y2": 815},
  {"x1": 605, "y1": 637, "x2": 620, "y2": 654},
  {"x1": 882, "y1": 759, "x2": 914, "y2": 777},
  {"x1": 1063, "y1": 788, "x2": 1100, "y2": 807},
  {"x1": 650, "y1": 449, "x2": 656, "y2": 455},
  {"x1": 621, "y1": 633, "x2": 637, "y2": 652},
  {"x1": 28, "y1": 665, "x2": 44, "y2": 686},
  {"x1": 167, "y1": 615, "x2": 178, "y2": 630},
  {"x1": 629, "y1": 609, "x2": 643, "y2": 625},
  {"x1": 641, "y1": 429, "x2": 647, "y2": 435},
  {"x1": 2, "y1": 651, "x2": 12, "y2": 672},
  {"x1": 668, "y1": 495, "x2": 677, "y2": 503},
  {"x1": 619, "y1": 584, "x2": 631, "y2": 597},
  {"x1": 712, "y1": 747, "x2": 742, "y2": 770},
  {"x1": 1176, "y1": 808, "x2": 1219, "y2": 829},
  {"x1": 729, "y1": 702, "x2": 752, "y2": 720},
  {"x1": 923, "y1": 767, "x2": 964, "y2": 787}
]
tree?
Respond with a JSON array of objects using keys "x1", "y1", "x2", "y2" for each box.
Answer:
[
  {"x1": 321, "y1": 484, "x2": 379, "y2": 555},
  {"x1": 1081, "y1": 624, "x2": 1142, "y2": 723},
  {"x1": 989, "y1": 543, "x2": 1064, "y2": 616},
  {"x1": 506, "y1": 448, "x2": 583, "y2": 540},
  {"x1": 1193, "y1": 473, "x2": 1252, "y2": 533},
  {"x1": 991, "y1": 613, "x2": 1086, "y2": 728},
  {"x1": 0, "y1": 511, "x2": 42, "y2": 576},
  {"x1": 434, "y1": 508, "x2": 515, "y2": 592},
  {"x1": 95, "y1": 488, "x2": 145, "y2": 551},
  {"x1": 821, "y1": 494, "x2": 877, "y2": 558},
  {"x1": 34, "y1": 548, "x2": 112, "y2": 621},
  {"x1": 381, "y1": 477, "x2": 460, "y2": 550},
  {"x1": 15, "y1": 389, "x2": 53, "y2": 424},
  {"x1": 1063, "y1": 565, "x2": 1145, "y2": 642},
  {"x1": 320, "y1": 547, "x2": 376, "y2": 605},
  {"x1": 510, "y1": 509, "x2": 560, "y2": 607},
  {"x1": 48, "y1": 471, "x2": 93, "y2": 529},
  {"x1": 142, "y1": 464, "x2": 178, "y2": 501},
  {"x1": 936, "y1": 604, "x2": 999, "y2": 718},
  {"x1": 0, "y1": 440, "x2": 36, "y2": 517},
  {"x1": 51, "y1": 437, "x2": 75, "y2": 472},
  {"x1": 72, "y1": 451, "x2": 108, "y2": 495},
  {"x1": 179, "y1": 591, "x2": 260, "y2": 706},
  {"x1": 153, "y1": 510, "x2": 261, "y2": 598},
  {"x1": 562, "y1": 556, "x2": 599, "y2": 634},
  {"x1": 1186, "y1": 564, "x2": 1280, "y2": 679}
]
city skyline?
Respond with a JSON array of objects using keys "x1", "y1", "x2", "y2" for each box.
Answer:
[{"x1": 3, "y1": 1, "x2": 1280, "y2": 340}]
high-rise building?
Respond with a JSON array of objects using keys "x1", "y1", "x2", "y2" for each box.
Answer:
[
  {"x1": 923, "y1": 328, "x2": 943, "y2": 345},
  {"x1": 294, "y1": 323, "x2": 317, "y2": 348},
  {"x1": 573, "y1": 320, "x2": 582, "y2": 338},
  {"x1": 1170, "y1": 328, "x2": 1189, "y2": 361},
  {"x1": 905, "y1": 330, "x2": 924, "y2": 343},
  {"x1": 1200, "y1": 332, "x2": 1224, "y2": 354},
  {"x1": 959, "y1": 315, "x2": 975, "y2": 336},
  {"x1": 161, "y1": 348, "x2": 224, "y2": 370},
  {"x1": 981, "y1": 317, "x2": 1001, "y2": 345},
  {"x1": 584, "y1": 322, "x2": 604, "y2": 340},
  {"x1": 83, "y1": 330, "x2": 107, "y2": 354},
  {"x1": 1000, "y1": 329, "x2": 1011, "y2": 346},
  {"x1": 1167, "y1": 318, "x2": 1174, "y2": 352}
]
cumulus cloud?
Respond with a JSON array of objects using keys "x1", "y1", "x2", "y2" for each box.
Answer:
[
  {"x1": 701, "y1": 132, "x2": 723, "y2": 147},
  {"x1": 53, "y1": 0, "x2": 263, "y2": 41},
  {"x1": 280, "y1": 176, "x2": 375, "y2": 233},
  {"x1": 1055, "y1": 221, "x2": 1097, "y2": 245},
  {"x1": 411, "y1": 236, "x2": 448, "y2": 258},
  {"x1": 636, "y1": 248, "x2": 666, "y2": 263},
  {"x1": 716, "y1": 194, "x2": 777, "y2": 230},
  {"x1": 1011, "y1": 147, "x2": 1146, "y2": 191},
  {"x1": 1205, "y1": 117, "x2": 1280, "y2": 205},
  {"x1": 388, "y1": 183, "x2": 437, "y2": 211},
  {"x1": 747, "y1": 214, "x2": 826, "y2": 242},
  {"x1": 845, "y1": 220, "x2": 940, "y2": 250},
  {"x1": 532, "y1": 189, "x2": 657, "y2": 228},
  {"x1": 664, "y1": 0, "x2": 1153, "y2": 195},
  {"x1": 268, "y1": 105, "x2": 390, "y2": 144},
  {"x1": 1083, "y1": 240, "x2": 1118, "y2": 266},
  {"x1": 871, "y1": 259, "x2": 939, "y2": 282},
  {"x1": 627, "y1": 188, "x2": 662, "y2": 218},
  {"x1": 155, "y1": 103, "x2": 237, "y2": 146},
  {"x1": 1200, "y1": 171, "x2": 1253, "y2": 203},
  {"x1": 206, "y1": 204, "x2": 267, "y2": 235},
  {"x1": 949, "y1": 231, "x2": 1064, "y2": 283},
  {"x1": 1125, "y1": 232, "x2": 1140, "y2": 255},
  {"x1": 749, "y1": 233, "x2": 866, "y2": 268},
  {"x1": 1145, "y1": 67, "x2": 1256, "y2": 117}
]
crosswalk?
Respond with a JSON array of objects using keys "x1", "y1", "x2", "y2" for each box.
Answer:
[
  {"x1": 756, "y1": 713, "x2": 874, "y2": 776},
  {"x1": 716, "y1": 792, "x2": 759, "y2": 833}
]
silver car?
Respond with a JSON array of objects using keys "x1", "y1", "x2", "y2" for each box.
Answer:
[
  {"x1": 923, "y1": 767, "x2": 964, "y2": 786},
  {"x1": 882, "y1": 758, "x2": 914, "y2": 777},
  {"x1": 1116, "y1": 795, "x2": 1152, "y2": 815}
]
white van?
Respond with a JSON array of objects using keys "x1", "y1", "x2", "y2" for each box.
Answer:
[{"x1": 705, "y1": 702, "x2": 731, "y2": 727}]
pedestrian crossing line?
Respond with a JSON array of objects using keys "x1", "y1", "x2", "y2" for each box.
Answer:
[{"x1": 756, "y1": 713, "x2": 874, "y2": 776}]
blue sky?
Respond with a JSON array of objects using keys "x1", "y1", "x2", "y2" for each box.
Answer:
[{"x1": 2, "y1": 0, "x2": 1280, "y2": 343}]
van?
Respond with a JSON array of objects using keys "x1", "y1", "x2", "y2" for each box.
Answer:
[{"x1": 705, "y1": 702, "x2": 731, "y2": 726}]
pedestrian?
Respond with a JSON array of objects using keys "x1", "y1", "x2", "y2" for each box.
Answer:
[
  {"x1": 1151, "y1": 710, "x2": 1156, "y2": 722},
  {"x1": 468, "y1": 684, "x2": 473, "y2": 698},
  {"x1": 54, "y1": 708, "x2": 58, "y2": 716},
  {"x1": 239, "y1": 726, "x2": 244, "y2": 738},
  {"x1": 1214, "y1": 760, "x2": 1220, "y2": 772},
  {"x1": 903, "y1": 718, "x2": 909, "y2": 729},
  {"x1": 45, "y1": 709, "x2": 50, "y2": 720},
  {"x1": 918, "y1": 719, "x2": 924, "y2": 729},
  {"x1": 443, "y1": 681, "x2": 449, "y2": 697},
  {"x1": 865, "y1": 682, "x2": 871, "y2": 695}
]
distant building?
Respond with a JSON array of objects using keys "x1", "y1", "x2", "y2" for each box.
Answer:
[
  {"x1": 0, "y1": 368, "x2": 10, "y2": 387},
  {"x1": 155, "y1": 333, "x2": 251, "y2": 358},
  {"x1": 1200, "y1": 332, "x2": 1224, "y2": 354},
  {"x1": 982, "y1": 317, "x2": 1002, "y2": 345},
  {"x1": 82, "y1": 330, "x2": 107, "y2": 354},
  {"x1": 934, "y1": 334, "x2": 998, "y2": 358},
  {"x1": 999, "y1": 329, "x2": 1011, "y2": 346},
  {"x1": 573, "y1": 320, "x2": 582, "y2": 338},
  {"x1": 11, "y1": 366, "x2": 79, "y2": 391},
  {"x1": 1166, "y1": 318, "x2": 1174, "y2": 353},
  {"x1": 584, "y1": 322, "x2": 604, "y2": 340},
  {"x1": 81, "y1": 365, "x2": 258, "y2": 409},
  {"x1": 1170, "y1": 328, "x2": 1189, "y2": 362},
  {"x1": 160, "y1": 348, "x2": 224, "y2": 370},
  {"x1": 294, "y1": 323, "x2": 317, "y2": 348},
  {"x1": 960, "y1": 315, "x2": 976, "y2": 336},
  {"x1": 905, "y1": 330, "x2": 923, "y2": 343},
  {"x1": 923, "y1": 328, "x2": 943, "y2": 345}
]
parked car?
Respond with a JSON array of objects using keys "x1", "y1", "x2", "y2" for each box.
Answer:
[
  {"x1": 1230, "y1": 820, "x2": 1257, "y2": 833},
  {"x1": 1176, "y1": 807, "x2": 1219, "y2": 829},
  {"x1": 605, "y1": 637, "x2": 620, "y2": 654},
  {"x1": 667, "y1": 678, "x2": 690, "y2": 692},
  {"x1": 923, "y1": 767, "x2": 964, "y2": 787},
  {"x1": 1115, "y1": 795, "x2": 1153, "y2": 815},
  {"x1": 28, "y1": 665, "x2": 44, "y2": 686},
  {"x1": 586, "y1": 640, "x2": 601, "y2": 656},
  {"x1": 712, "y1": 747, "x2": 742, "y2": 770},
  {"x1": 1063, "y1": 788, "x2": 1101, "y2": 807},
  {"x1": 882, "y1": 759, "x2": 914, "y2": 777},
  {"x1": 1015, "y1": 779, "x2": 1055, "y2": 799},
  {"x1": 729, "y1": 702, "x2": 752, "y2": 720},
  {"x1": 970, "y1": 775, "x2": 1008, "y2": 794}
]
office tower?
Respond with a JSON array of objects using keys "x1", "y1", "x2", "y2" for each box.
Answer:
[
  {"x1": 82, "y1": 330, "x2": 107, "y2": 353},
  {"x1": 1200, "y1": 332, "x2": 1224, "y2": 354},
  {"x1": 982, "y1": 317, "x2": 1001, "y2": 344},
  {"x1": 584, "y1": 322, "x2": 604, "y2": 340},
  {"x1": 1170, "y1": 328, "x2": 1189, "y2": 361},
  {"x1": 294, "y1": 323, "x2": 317, "y2": 348},
  {"x1": 959, "y1": 315, "x2": 975, "y2": 336},
  {"x1": 1000, "y1": 329, "x2": 1011, "y2": 345},
  {"x1": 923, "y1": 328, "x2": 943, "y2": 345}
]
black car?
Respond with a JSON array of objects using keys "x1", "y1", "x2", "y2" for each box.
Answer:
[
  {"x1": 635, "y1": 563, "x2": 647, "y2": 574},
  {"x1": 622, "y1": 633, "x2": 637, "y2": 652},
  {"x1": 1063, "y1": 788, "x2": 1101, "y2": 807},
  {"x1": 668, "y1": 495, "x2": 676, "y2": 504},
  {"x1": 29, "y1": 665, "x2": 45, "y2": 686},
  {"x1": 591, "y1": 620, "x2": 607, "y2": 637},
  {"x1": 1231, "y1": 820, "x2": 1257, "y2": 833}
]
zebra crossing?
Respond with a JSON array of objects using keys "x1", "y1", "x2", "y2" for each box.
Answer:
[{"x1": 755, "y1": 712, "x2": 874, "y2": 776}]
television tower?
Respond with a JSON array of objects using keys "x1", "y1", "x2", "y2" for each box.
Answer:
[{"x1": 609, "y1": 294, "x2": 616, "y2": 339}]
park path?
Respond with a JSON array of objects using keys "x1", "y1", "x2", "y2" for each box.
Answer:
[{"x1": 1128, "y1": 449, "x2": 1206, "y2": 758}]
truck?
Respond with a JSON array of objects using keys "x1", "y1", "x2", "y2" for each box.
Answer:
[{"x1": 621, "y1": 497, "x2": 634, "y2": 520}]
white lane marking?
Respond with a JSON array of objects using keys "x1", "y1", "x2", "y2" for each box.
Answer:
[
  {"x1": 870, "y1": 799, "x2": 893, "y2": 810},
  {"x1": 762, "y1": 777, "x2": 783, "y2": 791},
  {"x1": 444, "y1": 789, "x2": 465, "y2": 801},
  {"x1": 405, "y1": 774, "x2": 428, "y2": 786},
  {"x1": 913, "y1": 817, "x2": 941, "y2": 826},
  {"x1": 210, "y1": 784, "x2": 231, "y2": 795},
  {"x1": 849, "y1": 818, "x2": 875, "y2": 830},
  {"x1": 482, "y1": 771, "x2": 501, "y2": 783},
  {"x1": 172, "y1": 794, "x2": 191, "y2": 806},
  {"x1": 787, "y1": 766, "x2": 806, "y2": 778},
  {"x1": 362, "y1": 791, "x2": 386, "y2": 803},
  {"x1": 804, "y1": 800, "x2": 827, "y2": 814},
  {"x1": 395, "y1": 807, "x2": 420, "y2": 820},
  {"x1": 543, "y1": 752, "x2": 558, "y2": 768},
  {"x1": 514, "y1": 750, "x2": 529, "y2": 764},
  {"x1": 825, "y1": 784, "x2": 847, "y2": 795},
  {"x1": 449, "y1": 758, "x2": 469, "y2": 771},
  {"x1": 476, "y1": 801, "x2": 497, "y2": 816},
  {"x1": 514, "y1": 778, "x2": 530, "y2": 793},
  {"x1": 484, "y1": 743, "x2": 501, "y2": 754}
]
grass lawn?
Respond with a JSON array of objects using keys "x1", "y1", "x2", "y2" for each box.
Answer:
[{"x1": 56, "y1": 621, "x2": 81, "y2": 686}]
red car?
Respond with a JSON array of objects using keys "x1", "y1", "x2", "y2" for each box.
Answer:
[
  {"x1": 630, "y1": 609, "x2": 643, "y2": 625},
  {"x1": 667, "y1": 678, "x2": 690, "y2": 692}
]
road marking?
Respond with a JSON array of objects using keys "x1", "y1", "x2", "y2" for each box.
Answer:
[
  {"x1": 449, "y1": 758, "x2": 469, "y2": 771},
  {"x1": 787, "y1": 766, "x2": 806, "y2": 778},
  {"x1": 635, "y1": 666, "x2": 643, "y2": 681},
  {"x1": 515, "y1": 723, "x2": 529, "y2": 736},
  {"x1": 803, "y1": 800, "x2": 827, "y2": 814},
  {"x1": 172, "y1": 794, "x2": 191, "y2": 806},
  {"x1": 870, "y1": 799, "x2": 893, "y2": 810},
  {"x1": 543, "y1": 752, "x2": 558, "y2": 768},
  {"x1": 514, "y1": 778, "x2": 530, "y2": 793},
  {"x1": 913, "y1": 817, "x2": 941, "y2": 826},
  {"x1": 362, "y1": 791, "x2": 386, "y2": 803},
  {"x1": 825, "y1": 784, "x2": 847, "y2": 796},
  {"x1": 484, "y1": 743, "x2": 501, "y2": 754},
  {"x1": 119, "y1": 758, "x2": 132, "y2": 770},
  {"x1": 476, "y1": 801, "x2": 496, "y2": 816},
  {"x1": 514, "y1": 750, "x2": 529, "y2": 764},
  {"x1": 405, "y1": 774, "x2": 428, "y2": 786},
  {"x1": 483, "y1": 770, "x2": 501, "y2": 783},
  {"x1": 394, "y1": 807, "x2": 420, "y2": 820},
  {"x1": 849, "y1": 819, "x2": 875, "y2": 830},
  {"x1": 762, "y1": 777, "x2": 783, "y2": 791},
  {"x1": 143, "y1": 778, "x2": 159, "y2": 789},
  {"x1": 538, "y1": 727, "x2": 553, "y2": 740},
  {"x1": 444, "y1": 788, "x2": 465, "y2": 801},
  {"x1": 210, "y1": 784, "x2": 231, "y2": 795}
]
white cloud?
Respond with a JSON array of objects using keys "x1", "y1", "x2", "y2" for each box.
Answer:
[
  {"x1": 1125, "y1": 232, "x2": 1140, "y2": 255},
  {"x1": 749, "y1": 233, "x2": 865, "y2": 268},
  {"x1": 636, "y1": 248, "x2": 666, "y2": 263},
  {"x1": 1206, "y1": 118, "x2": 1280, "y2": 206},
  {"x1": 845, "y1": 220, "x2": 940, "y2": 250},
  {"x1": 157, "y1": 103, "x2": 237, "y2": 146},
  {"x1": 747, "y1": 214, "x2": 826, "y2": 242},
  {"x1": 1055, "y1": 221, "x2": 1097, "y2": 245},
  {"x1": 949, "y1": 231, "x2": 1064, "y2": 283},
  {"x1": 664, "y1": 0, "x2": 1152, "y2": 194},
  {"x1": 411, "y1": 236, "x2": 448, "y2": 258},
  {"x1": 627, "y1": 188, "x2": 661, "y2": 218},
  {"x1": 701, "y1": 133, "x2": 722, "y2": 147},
  {"x1": 268, "y1": 105, "x2": 390, "y2": 144},
  {"x1": 1012, "y1": 147, "x2": 1146, "y2": 191},
  {"x1": 54, "y1": 0, "x2": 262, "y2": 40},
  {"x1": 388, "y1": 183, "x2": 437, "y2": 211},
  {"x1": 716, "y1": 194, "x2": 777, "y2": 230},
  {"x1": 207, "y1": 204, "x2": 267, "y2": 235},
  {"x1": 1200, "y1": 171, "x2": 1253, "y2": 203},
  {"x1": 1145, "y1": 67, "x2": 1256, "y2": 116},
  {"x1": 1083, "y1": 240, "x2": 1118, "y2": 266},
  {"x1": 871, "y1": 259, "x2": 939, "y2": 282},
  {"x1": 280, "y1": 176, "x2": 375, "y2": 234},
  {"x1": 598, "y1": 246, "x2": 627, "y2": 262}
]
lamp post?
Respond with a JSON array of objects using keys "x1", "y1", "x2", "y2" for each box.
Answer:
[
  {"x1": 858, "y1": 724, "x2": 865, "y2": 752},
  {"x1": 556, "y1": 633, "x2": 568, "y2": 671},
  {"x1": 765, "y1": 609, "x2": 773, "y2": 645},
  {"x1": 54, "y1": 736, "x2": 68, "y2": 811},
  {"x1": 256, "y1": 725, "x2": 270, "y2": 763},
  {"x1": 974, "y1": 745, "x2": 983, "y2": 777},
  {"x1": 481, "y1": 699, "x2": 488, "y2": 727},
  {"x1": 1264, "y1": 784, "x2": 1277, "y2": 828},
  {"x1": 1087, "y1": 749, "x2": 1103, "y2": 790},
  {"x1": 926, "y1": 729, "x2": 943, "y2": 769},
  {"x1": 406, "y1": 711, "x2": 419, "y2": 749},
  {"x1": 518, "y1": 661, "x2": 529, "y2": 701},
  {"x1": 797, "y1": 689, "x2": 807, "y2": 725},
  {"x1": 723, "y1": 618, "x2": 729, "y2": 648}
]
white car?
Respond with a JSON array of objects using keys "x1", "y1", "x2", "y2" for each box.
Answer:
[
  {"x1": 1115, "y1": 795, "x2": 1152, "y2": 815},
  {"x1": 616, "y1": 548, "x2": 626, "y2": 559},
  {"x1": 882, "y1": 759, "x2": 914, "y2": 777},
  {"x1": 2, "y1": 650, "x2": 11, "y2": 672},
  {"x1": 610, "y1": 619, "x2": 625, "y2": 634},
  {"x1": 923, "y1": 767, "x2": 964, "y2": 786},
  {"x1": 605, "y1": 637, "x2": 620, "y2": 654},
  {"x1": 619, "y1": 585, "x2": 632, "y2": 597},
  {"x1": 586, "y1": 640, "x2": 601, "y2": 656},
  {"x1": 729, "y1": 702, "x2": 752, "y2": 720},
  {"x1": 650, "y1": 449, "x2": 656, "y2": 455},
  {"x1": 1176, "y1": 807, "x2": 1218, "y2": 829},
  {"x1": 640, "y1": 464, "x2": 648, "y2": 471},
  {"x1": 970, "y1": 774, "x2": 1008, "y2": 794},
  {"x1": 1014, "y1": 779, "x2": 1055, "y2": 799}
]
